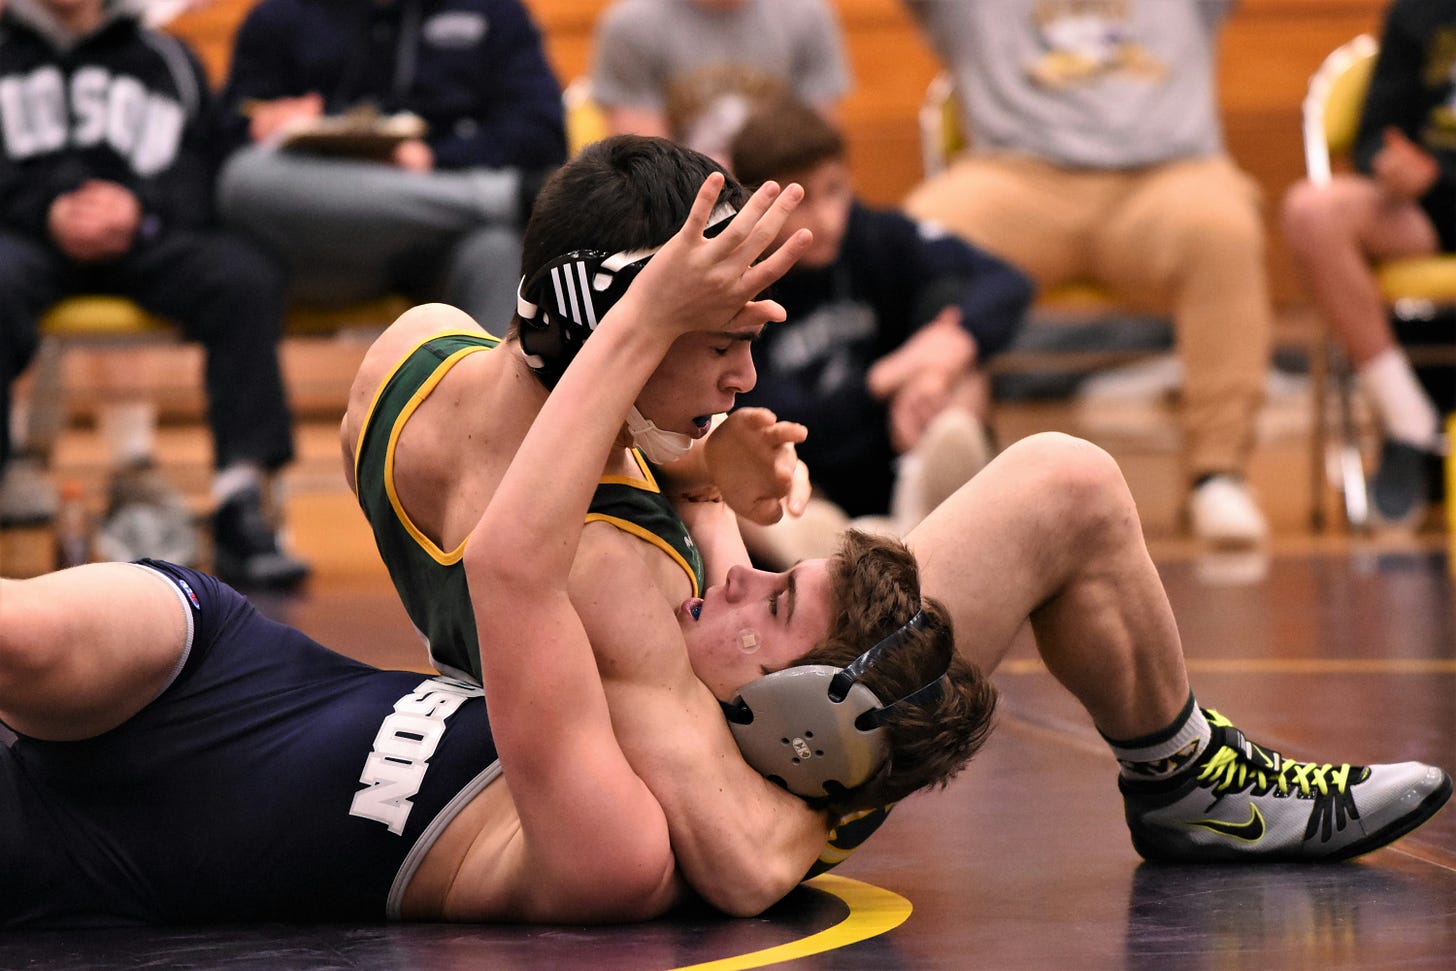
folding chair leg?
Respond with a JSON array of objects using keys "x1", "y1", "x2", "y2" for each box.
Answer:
[
  {"x1": 1333, "y1": 347, "x2": 1371, "y2": 530},
  {"x1": 1309, "y1": 333, "x2": 1328, "y2": 533}
]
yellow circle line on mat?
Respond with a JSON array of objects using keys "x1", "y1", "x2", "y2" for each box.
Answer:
[
  {"x1": 668, "y1": 874, "x2": 913, "y2": 971},
  {"x1": 1000, "y1": 657, "x2": 1456, "y2": 675}
]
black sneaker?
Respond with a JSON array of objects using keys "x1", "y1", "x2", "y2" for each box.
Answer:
[
  {"x1": 1368, "y1": 438, "x2": 1443, "y2": 528},
  {"x1": 1121, "y1": 709, "x2": 1451, "y2": 862},
  {"x1": 212, "y1": 486, "x2": 310, "y2": 590}
]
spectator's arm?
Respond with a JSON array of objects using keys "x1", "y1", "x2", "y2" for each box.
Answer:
[
  {"x1": 793, "y1": 0, "x2": 854, "y2": 109},
  {"x1": 1353, "y1": 10, "x2": 1428, "y2": 176},
  {"x1": 216, "y1": 1, "x2": 309, "y2": 150},
  {"x1": 903, "y1": 216, "x2": 1035, "y2": 359},
  {"x1": 589, "y1": 2, "x2": 667, "y2": 120},
  {"x1": 129, "y1": 38, "x2": 218, "y2": 234},
  {"x1": 429, "y1": 0, "x2": 565, "y2": 170}
]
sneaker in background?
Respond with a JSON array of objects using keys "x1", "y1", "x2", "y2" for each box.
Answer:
[
  {"x1": 1368, "y1": 437, "x2": 1443, "y2": 529},
  {"x1": 0, "y1": 453, "x2": 58, "y2": 526},
  {"x1": 1120, "y1": 709, "x2": 1451, "y2": 863},
  {"x1": 1187, "y1": 475, "x2": 1268, "y2": 547},
  {"x1": 212, "y1": 485, "x2": 310, "y2": 591},
  {"x1": 95, "y1": 462, "x2": 199, "y2": 565}
]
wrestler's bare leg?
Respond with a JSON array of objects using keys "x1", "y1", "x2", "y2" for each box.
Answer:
[
  {"x1": 906, "y1": 432, "x2": 1189, "y2": 740},
  {"x1": 0, "y1": 562, "x2": 188, "y2": 740}
]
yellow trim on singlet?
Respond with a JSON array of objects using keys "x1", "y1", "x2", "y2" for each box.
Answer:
[
  {"x1": 354, "y1": 329, "x2": 500, "y2": 566},
  {"x1": 586, "y1": 450, "x2": 698, "y2": 595},
  {"x1": 599, "y1": 448, "x2": 661, "y2": 490},
  {"x1": 351, "y1": 328, "x2": 495, "y2": 488},
  {"x1": 668, "y1": 875, "x2": 913, "y2": 971},
  {"x1": 583, "y1": 513, "x2": 701, "y2": 598}
]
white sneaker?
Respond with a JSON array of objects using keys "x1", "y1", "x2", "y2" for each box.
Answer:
[{"x1": 1188, "y1": 475, "x2": 1268, "y2": 547}]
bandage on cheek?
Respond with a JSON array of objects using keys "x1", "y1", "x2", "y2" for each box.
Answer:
[{"x1": 738, "y1": 628, "x2": 761, "y2": 654}]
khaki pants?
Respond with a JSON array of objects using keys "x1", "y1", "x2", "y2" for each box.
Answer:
[{"x1": 905, "y1": 154, "x2": 1273, "y2": 483}]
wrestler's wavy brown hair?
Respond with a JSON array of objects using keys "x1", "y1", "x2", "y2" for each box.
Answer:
[{"x1": 792, "y1": 529, "x2": 997, "y2": 813}]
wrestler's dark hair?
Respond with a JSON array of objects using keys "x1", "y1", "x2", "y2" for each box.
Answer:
[
  {"x1": 793, "y1": 529, "x2": 997, "y2": 814},
  {"x1": 508, "y1": 134, "x2": 753, "y2": 342}
]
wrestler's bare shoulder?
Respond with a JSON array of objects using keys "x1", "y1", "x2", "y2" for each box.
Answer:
[
  {"x1": 346, "y1": 305, "x2": 489, "y2": 420},
  {"x1": 340, "y1": 304, "x2": 509, "y2": 489}
]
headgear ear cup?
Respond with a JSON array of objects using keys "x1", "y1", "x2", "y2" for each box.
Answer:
[
  {"x1": 722, "y1": 609, "x2": 949, "y2": 800},
  {"x1": 723, "y1": 667, "x2": 889, "y2": 800},
  {"x1": 515, "y1": 202, "x2": 740, "y2": 387}
]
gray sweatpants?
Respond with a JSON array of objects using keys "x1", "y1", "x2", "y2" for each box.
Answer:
[{"x1": 217, "y1": 146, "x2": 523, "y2": 325}]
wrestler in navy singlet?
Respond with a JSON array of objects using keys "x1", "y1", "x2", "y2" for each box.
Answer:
[{"x1": 0, "y1": 561, "x2": 498, "y2": 927}]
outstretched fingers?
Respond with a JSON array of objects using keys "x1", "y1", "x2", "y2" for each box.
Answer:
[{"x1": 720, "y1": 181, "x2": 812, "y2": 292}]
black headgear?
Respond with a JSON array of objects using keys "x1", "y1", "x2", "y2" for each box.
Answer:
[
  {"x1": 516, "y1": 203, "x2": 738, "y2": 387},
  {"x1": 721, "y1": 609, "x2": 952, "y2": 801}
]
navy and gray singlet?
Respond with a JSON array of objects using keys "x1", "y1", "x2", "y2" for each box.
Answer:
[{"x1": 0, "y1": 561, "x2": 497, "y2": 927}]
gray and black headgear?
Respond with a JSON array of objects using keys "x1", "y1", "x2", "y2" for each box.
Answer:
[
  {"x1": 721, "y1": 609, "x2": 951, "y2": 802},
  {"x1": 516, "y1": 203, "x2": 738, "y2": 388}
]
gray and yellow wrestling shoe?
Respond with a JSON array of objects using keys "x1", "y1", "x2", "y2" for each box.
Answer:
[{"x1": 1120, "y1": 710, "x2": 1451, "y2": 862}]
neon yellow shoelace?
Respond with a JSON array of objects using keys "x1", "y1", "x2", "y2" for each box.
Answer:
[{"x1": 1199, "y1": 745, "x2": 1353, "y2": 797}]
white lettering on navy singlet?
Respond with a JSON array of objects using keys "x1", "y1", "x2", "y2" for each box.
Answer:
[
  {"x1": 0, "y1": 65, "x2": 184, "y2": 175},
  {"x1": 350, "y1": 676, "x2": 483, "y2": 835}
]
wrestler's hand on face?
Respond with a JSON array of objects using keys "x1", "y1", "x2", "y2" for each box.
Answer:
[
  {"x1": 610, "y1": 173, "x2": 813, "y2": 345},
  {"x1": 704, "y1": 408, "x2": 810, "y2": 524}
]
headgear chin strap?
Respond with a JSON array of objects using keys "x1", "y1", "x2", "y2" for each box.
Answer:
[
  {"x1": 625, "y1": 406, "x2": 695, "y2": 464},
  {"x1": 721, "y1": 609, "x2": 952, "y2": 801}
]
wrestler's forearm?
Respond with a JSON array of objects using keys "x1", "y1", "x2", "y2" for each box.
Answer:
[
  {"x1": 673, "y1": 496, "x2": 752, "y2": 587},
  {"x1": 611, "y1": 678, "x2": 831, "y2": 916},
  {"x1": 572, "y1": 545, "x2": 828, "y2": 916}
]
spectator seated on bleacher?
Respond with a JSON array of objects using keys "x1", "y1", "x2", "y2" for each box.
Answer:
[
  {"x1": 0, "y1": 0, "x2": 307, "y2": 589},
  {"x1": 214, "y1": 0, "x2": 567, "y2": 327}
]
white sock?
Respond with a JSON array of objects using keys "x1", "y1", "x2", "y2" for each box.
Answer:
[
  {"x1": 99, "y1": 401, "x2": 158, "y2": 468},
  {"x1": 1104, "y1": 696, "x2": 1212, "y2": 782},
  {"x1": 212, "y1": 463, "x2": 263, "y2": 505},
  {"x1": 1357, "y1": 348, "x2": 1441, "y2": 448}
]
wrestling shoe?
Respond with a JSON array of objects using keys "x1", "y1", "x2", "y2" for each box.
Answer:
[
  {"x1": 212, "y1": 486, "x2": 310, "y2": 591},
  {"x1": 1120, "y1": 709, "x2": 1451, "y2": 862}
]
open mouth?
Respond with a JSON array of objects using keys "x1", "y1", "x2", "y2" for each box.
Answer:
[{"x1": 682, "y1": 597, "x2": 703, "y2": 621}]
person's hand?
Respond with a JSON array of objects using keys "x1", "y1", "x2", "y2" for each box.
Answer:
[
  {"x1": 392, "y1": 138, "x2": 434, "y2": 172},
  {"x1": 865, "y1": 307, "x2": 977, "y2": 451},
  {"x1": 702, "y1": 408, "x2": 810, "y2": 524},
  {"x1": 246, "y1": 92, "x2": 324, "y2": 144},
  {"x1": 47, "y1": 180, "x2": 142, "y2": 262},
  {"x1": 1372, "y1": 127, "x2": 1439, "y2": 201},
  {"x1": 608, "y1": 173, "x2": 813, "y2": 346}
]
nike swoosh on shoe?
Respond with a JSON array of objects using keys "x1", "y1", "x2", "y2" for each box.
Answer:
[{"x1": 1189, "y1": 803, "x2": 1265, "y2": 842}]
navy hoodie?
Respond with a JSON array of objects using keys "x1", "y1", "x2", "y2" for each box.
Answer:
[
  {"x1": 219, "y1": 0, "x2": 566, "y2": 170},
  {"x1": 0, "y1": 0, "x2": 216, "y2": 241},
  {"x1": 738, "y1": 201, "x2": 1034, "y2": 517}
]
